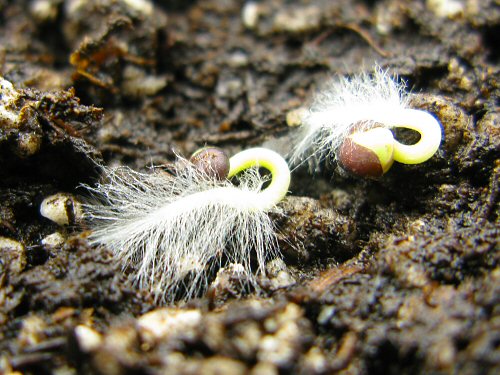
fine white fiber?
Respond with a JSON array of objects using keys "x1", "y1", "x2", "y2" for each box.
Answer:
[
  {"x1": 82, "y1": 155, "x2": 283, "y2": 303},
  {"x1": 290, "y1": 67, "x2": 409, "y2": 170}
]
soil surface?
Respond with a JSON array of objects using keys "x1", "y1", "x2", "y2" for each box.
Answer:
[{"x1": 0, "y1": 0, "x2": 498, "y2": 374}]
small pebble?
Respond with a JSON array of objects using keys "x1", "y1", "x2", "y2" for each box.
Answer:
[
  {"x1": 137, "y1": 308, "x2": 202, "y2": 343},
  {"x1": 41, "y1": 232, "x2": 65, "y2": 248},
  {"x1": 74, "y1": 325, "x2": 103, "y2": 352},
  {"x1": 17, "y1": 132, "x2": 42, "y2": 157},
  {"x1": 30, "y1": 0, "x2": 59, "y2": 23},
  {"x1": 273, "y1": 6, "x2": 321, "y2": 34},
  {"x1": 0, "y1": 236, "x2": 26, "y2": 274},
  {"x1": 0, "y1": 76, "x2": 20, "y2": 128},
  {"x1": 122, "y1": 0, "x2": 154, "y2": 17},
  {"x1": 40, "y1": 193, "x2": 83, "y2": 226},
  {"x1": 18, "y1": 315, "x2": 46, "y2": 347},
  {"x1": 426, "y1": 0, "x2": 464, "y2": 18},
  {"x1": 121, "y1": 65, "x2": 167, "y2": 97},
  {"x1": 286, "y1": 108, "x2": 307, "y2": 128},
  {"x1": 242, "y1": 2, "x2": 261, "y2": 29}
]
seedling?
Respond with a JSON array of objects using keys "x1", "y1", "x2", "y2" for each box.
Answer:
[
  {"x1": 290, "y1": 68, "x2": 443, "y2": 177},
  {"x1": 83, "y1": 147, "x2": 290, "y2": 302}
]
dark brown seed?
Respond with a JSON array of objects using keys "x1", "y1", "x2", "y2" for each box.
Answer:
[
  {"x1": 338, "y1": 138, "x2": 384, "y2": 178},
  {"x1": 189, "y1": 147, "x2": 230, "y2": 180}
]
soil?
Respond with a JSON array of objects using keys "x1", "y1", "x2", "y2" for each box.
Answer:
[{"x1": 0, "y1": 0, "x2": 498, "y2": 374}]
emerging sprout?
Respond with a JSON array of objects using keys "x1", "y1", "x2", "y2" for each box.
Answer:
[
  {"x1": 390, "y1": 109, "x2": 443, "y2": 165},
  {"x1": 82, "y1": 147, "x2": 290, "y2": 303},
  {"x1": 290, "y1": 67, "x2": 443, "y2": 177},
  {"x1": 338, "y1": 127, "x2": 395, "y2": 178}
]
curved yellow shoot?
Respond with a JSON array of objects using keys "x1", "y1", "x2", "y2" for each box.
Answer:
[
  {"x1": 386, "y1": 109, "x2": 442, "y2": 164},
  {"x1": 228, "y1": 148, "x2": 291, "y2": 211}
]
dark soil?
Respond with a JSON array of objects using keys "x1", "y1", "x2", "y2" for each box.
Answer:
[{"x1": 0, "y1": 0, "x2": 498, "y2": 374}]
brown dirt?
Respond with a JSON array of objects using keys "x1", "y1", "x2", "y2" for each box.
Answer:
[{"x1": 0, "y1": 0, "x2": 498, "y2": 374}]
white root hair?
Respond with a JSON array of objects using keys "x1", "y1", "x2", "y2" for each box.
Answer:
[
  {"x1": 83, "y1": 150, "x2": 288, "y2": 303},
  {"x1": 290, "y1": 67, "x2": 409, "y2": 170}
]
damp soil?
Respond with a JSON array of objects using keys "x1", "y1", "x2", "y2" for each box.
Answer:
[{"x1": 0, "y1": 1, "x2": 498, "y2": 374}]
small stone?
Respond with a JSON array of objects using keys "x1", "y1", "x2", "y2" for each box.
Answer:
[
  {"x1": 121, "y1": 65, "x2": 168, "y2": 97},
  {"x1": 122, "y1": 0, "x2": 154, "y2": 17},
  {"x1": 242, "y1": 2, "x2": 261, "y2": 29},
  {"x1": 265, "y1": 258, "x2": 296, "y2": 290},
  {"x1": 227, "y1": 51, "x2": 249, "y2": 68},
  {"x1": 137, "y1": 308, "x2": 202, "y2": 343},
  {"x1": 426, "y1": 0, "x2": 464, "y2": 18},
  {"x1": 17, "y1": 132, "x2": 42, "y2": 157},
  {"x1": 41, "y1": 232, "x2": 65, "y2": 248},
  {"x1": 405, "y1": 264, "x2": 430, "y2": 288},
  {"x1": 18, "y1": 315, "x2": 46, "y2": 347},
  {"x1": 199, "y1": 356, "x2": 247, "y2": 375},
  {"x1": 317, "y1": 305, "x2": 335, "y2": 325},
  {"x1": 303, "y1": 346, "x2": 328, "y2": 373},
  {"x1": 0, "y1": 236, "x2": 26, "y2": 274},
  {"x1": 104, "y1": 325, "x2": 138, "y2": 352},
  {"x1": 209, "y1": 263, "x2": 253, "y2": 304},
  {"x1": 74, "y1": 325, "x2": 103, "y2": 352},
  {"x1": 215, "y1": 77, "x2": 244, "y2": 98},
  {"x1": 231, "y1": 321, "x2": 262, "y2": 359},
  {"x1": 40, "y1": 193, "x2": 83, "y2": 226},
  {"x1": 0, "y1": 77, "x2": 20, "y2": 128},
  {"x1": 286, "y1": 108, "x2": 308, "y2": 128},
  {"x1": 375, "y1": 0, "x2": 407, "y2": 35},
  {"x1": 273, "y1": 6, "x2": 321, "y2": 34},
  {"x1": 30, "y1": 0, "x2": 59, "y2": 23},
  {"x1": 258, "y1": 304, "x2": 304, "y2": 367},
  {"x1": 428, "y1": 338, "x2": 456, "y2": 369},
  {"x1": 250, "y1": 362, "x2": 279, "y2": 375}
]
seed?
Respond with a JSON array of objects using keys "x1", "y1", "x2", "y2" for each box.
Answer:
[
  {"x1": 190, "y1": 147, "x2": 230, "y2": 180},
  {"x1": 338, "y1": 127, "x2": 394, "y2": 178}
]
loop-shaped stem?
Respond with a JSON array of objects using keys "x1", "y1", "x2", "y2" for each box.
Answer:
[
  {"x1": 228, "y1": 148, "x2": 291, "y2": 211},
  {"x1": 383, "y1": 108, "x2": 442, "y2": 164}
]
